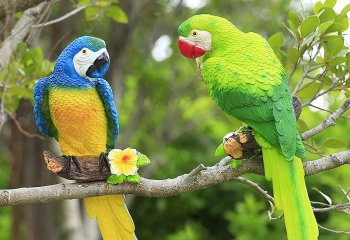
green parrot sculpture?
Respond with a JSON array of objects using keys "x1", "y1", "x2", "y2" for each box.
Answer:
[{"x1": 178, "y1": 14, "x2": 318, "y2": 240}]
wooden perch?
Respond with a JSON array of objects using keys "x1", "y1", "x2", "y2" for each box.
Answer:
[{"x1": 44, "y1": 151, "x2": 110, "y2": 181}]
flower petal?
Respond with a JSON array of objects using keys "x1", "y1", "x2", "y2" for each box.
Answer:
[{"x1": 108, "y1": 149, "x2": 122, "y2": 161}]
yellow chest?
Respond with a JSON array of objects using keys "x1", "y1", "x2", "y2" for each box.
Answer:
[{"x1": 49, "y1": 87, "x2": 107, "y2": 156}]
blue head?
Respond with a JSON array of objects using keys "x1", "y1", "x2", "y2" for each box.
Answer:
[{"x1": 54, "y1": 36, "x2": 110, "y2": 79}]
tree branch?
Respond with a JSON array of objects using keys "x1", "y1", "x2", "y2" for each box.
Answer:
[
  {"x1": 32, "y1": 2, "x2": 94, "y2": 28},
  {"x1": 0, "y1": 150, "x2": 348, "y2": 207},
  {"x1": 0, "y1": 1, "x2": 48, "y2": 72},
  {"x1": 301, "y1": 97, "x2": 350, "y2": 140},
  {"x1": 0, "y1": 0, "x2": 46, "y2": 20}
]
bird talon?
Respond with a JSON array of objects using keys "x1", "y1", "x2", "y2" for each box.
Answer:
[
  {"x1": 99, "y1": 152, "x2": 109, "y2": 172},
  {"x1": 63, "y1": 155, "x2": 80, "y2": 178}
]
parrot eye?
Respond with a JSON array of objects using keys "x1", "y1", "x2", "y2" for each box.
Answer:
[
  {"x1": 82, "y1": 48, "x2": 88, "y2": 54},
  {"x1": 191, "y1": 31, "x2": 198, "y2": 37}
]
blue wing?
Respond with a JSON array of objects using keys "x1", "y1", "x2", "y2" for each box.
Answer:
[
  {"x1": 95, "y1": 78, "x2": 119, "y2": 150},
  {"x1": 33, "y1": 76, "x2": 58, "y2": 139}
]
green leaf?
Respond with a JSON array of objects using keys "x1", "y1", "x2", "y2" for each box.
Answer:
[
  {"x1": 300, "y1": 15, "x2": 320, "y2": 37},
  {"x1": 313, "y1": 187, "x2": 333, "y2": 205},
  {"x1": 126, "y1": 173, "x2": 141, "y2": 183},
  {"x1": 346, "y1": 53, "x2": 350, "y2": 69},
  {"x1": 215, "y1": 143, "x2": 226, "y2": 157},
  {"x1": 231, "y1": 159, "x2": 242, "y2": 169},
  {"x1": 339, "y1": 186, "x2": 350, "y2": 202},
  {"x1": 324, "y1": 0, "x2": 336, "y2": 8},
  {"x1": 136, "y1": 154, "x2": 151, "y2": 167},
  {"x1": 340, "y1": 4, "x2": 350, "y2": 15},
  {"x1": 107, "y1": 174, "x2": 126, "y2": 184},
  {"x1": 287, "y1": 47, "x2": 300, "y2": 64},
  {"x1": 289, "y1": 11, "x2": 301, "y2": 28},
  {"x1": 105, "y1": 5, "x2": 128, "y2": 23},
  {"x1": 330, "y1": 56, "x2": 346, "y2": 66},
  {"x1": 297, "y1": 119, "x2": 309, "y2": 132},
  {"x1": 84, "y1": 6, "x2": 100, "y2": 21},
  {"x1": 314, "y1": 2, "x2": 324, "y2": 14},
  {"x1": 267, "y1": 32, "x2": 284, "y2": 57},
  {"x1": 283, "y1": 22, "x2": 297, "y2": 38},
  {"x1": 78, "y1": 0, "x2": 92, "y2": 6},
  {"x1": 323, "y1": 35, "x2": 344, "y2": 57},
  {"x1": 322, "y1": 138, "x2": 348, "y2": 149},
  {"x1": 96, "y1": 0, "x2": 110, "y2": 7},
  {"x1": 318, "y1": 20, "x2": 334, "y2": 34},
  {"x1": 319, "y1": 8, "x2": 336, "y2": 23},
  {"x1": 327, "y1": 15, "x2": 349, "y2": 32}
]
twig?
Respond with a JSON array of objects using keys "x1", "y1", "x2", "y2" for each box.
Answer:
[
  {"x1": 301, "y1": 97, "x2": 350, "y2": 140},
  {"x1": 313, "y1": 202, "x2": 350, "y2": 213},
  {"x1": 318, "y1": 224, "x2": 350, "y2": 234},
  {"x1": 303, "y1": 141, "x2": 325, "y2": 157},
  {"x1": 6, "y1": 110, "x2": 45, "y2": 140},
  {"x1": 32, "y1": 2, "x2": 94, "y2": 28},
  {"x1": 235, "y1": 176, "x2": 274, "y2": 204}
]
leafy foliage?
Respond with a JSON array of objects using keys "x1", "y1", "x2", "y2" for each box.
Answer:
[
  {"x1": 0, "y1": 43, "x2": 54, "y2": 112},
  {"x1": 272, "y1": 1, "x2": 350, "y2": 156},
  {"x1": 77, "y1": 0, "x2": 128, "y2": 23}
]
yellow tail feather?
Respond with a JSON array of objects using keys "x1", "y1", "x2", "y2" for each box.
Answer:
[
  {"x1": 262, "y1": 147, "x2": 318, "y2": 240},
  {"x1": 84, "y1": 195, "x2": 136, "y2": 240}
]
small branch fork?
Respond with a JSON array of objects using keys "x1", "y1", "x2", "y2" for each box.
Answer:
[{"x1": 301, "y1": 97, "x2": 350, "y2": 140}]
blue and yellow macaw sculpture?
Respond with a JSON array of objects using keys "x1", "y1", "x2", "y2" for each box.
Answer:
[{"x1": 34, "y1": 36, "x2": 136, "y2": 239}]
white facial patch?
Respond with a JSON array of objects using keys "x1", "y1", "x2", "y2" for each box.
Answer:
[
  {"x1": 73, "y1": 48, "x2": 109, "y2": 77},
  {"x1": 180, "y1": 30, "x2": 212, "y2": 52}
]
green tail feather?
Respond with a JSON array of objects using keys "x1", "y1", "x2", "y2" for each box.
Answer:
[{"x1": 263, "y1": 147, "x2": 318, "y2": 240}]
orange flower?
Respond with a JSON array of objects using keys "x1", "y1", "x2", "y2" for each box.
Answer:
[{"x1": 108, "y1": 149, "x2": 138, "y2": 176}]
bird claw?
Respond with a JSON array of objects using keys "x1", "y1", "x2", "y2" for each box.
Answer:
[
  {"x1": 99, "y1": 152, "x2": 109, "y2": 172},
  {"x1": 63, "y1": 155, "x2": 81, "y2": 178}
]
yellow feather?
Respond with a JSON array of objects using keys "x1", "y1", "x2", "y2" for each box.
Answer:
[
  {"x1": 85, "y1": 196, "x2": 136, "y2": 240},
  {"x1": 262, "y1": 147, "x2": 318, "y2": 240},
  {"x1": 49, "y1": 88, "x2": 107, "y2": 156}
]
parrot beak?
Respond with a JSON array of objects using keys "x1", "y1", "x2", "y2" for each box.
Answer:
[
  {"x1": 86, "y1": 50, "x2": 110, "y2": 78},
  {"x1": 178, "y1": 38, "x2": 206, "y2": 59}
]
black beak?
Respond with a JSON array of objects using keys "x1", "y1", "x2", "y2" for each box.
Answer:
[{"x1": 86, "y1": 52, "x2": 110, "y2": 77}]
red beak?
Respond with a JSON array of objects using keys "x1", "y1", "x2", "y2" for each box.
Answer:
[{"x1": 178, "y1": 38, "x2": 206, "y2": 59}]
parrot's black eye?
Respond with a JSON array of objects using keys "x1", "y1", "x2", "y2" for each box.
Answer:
[
  {"x1": 82, "y1": 48, "x2": 87, "y2": 54},
  {"x1": 192, "y1": 31, "x2": 198, "y2": 37}
]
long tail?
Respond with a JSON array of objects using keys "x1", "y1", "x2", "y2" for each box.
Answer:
[
  {"x1": 84, "y1": 195, "x2": 137, "y2": 240},
  {"x1": 262, "y1": 147, "x2": 318, "y2": 240}
]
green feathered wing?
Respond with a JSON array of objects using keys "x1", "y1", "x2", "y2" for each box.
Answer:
[{"x1": 201, "y1": 42, "x2": 318, "y2": 239}]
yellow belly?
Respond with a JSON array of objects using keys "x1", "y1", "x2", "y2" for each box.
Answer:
[{"x1": 49, "y1": 87, "x2": 107, "y2": 156}]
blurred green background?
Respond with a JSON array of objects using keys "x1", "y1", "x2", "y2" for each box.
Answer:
[{"x1": 0, "y1": 0, "x2": 349, "y2": 239}]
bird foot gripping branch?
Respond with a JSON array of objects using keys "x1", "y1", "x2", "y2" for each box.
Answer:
[
  {"x1": 215, "y1": 95, "x2": 302, "y2": 168},
  {"x1": 215, "y1": 128, "x2": 262, "y2": 168},
  {"x1": 43, "y1": 149, "x2": 150, "y2": 183}
]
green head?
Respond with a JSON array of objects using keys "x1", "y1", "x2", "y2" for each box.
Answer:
[{"x1": 178, "y1": 14, "x2": 241, "y2": 59}]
